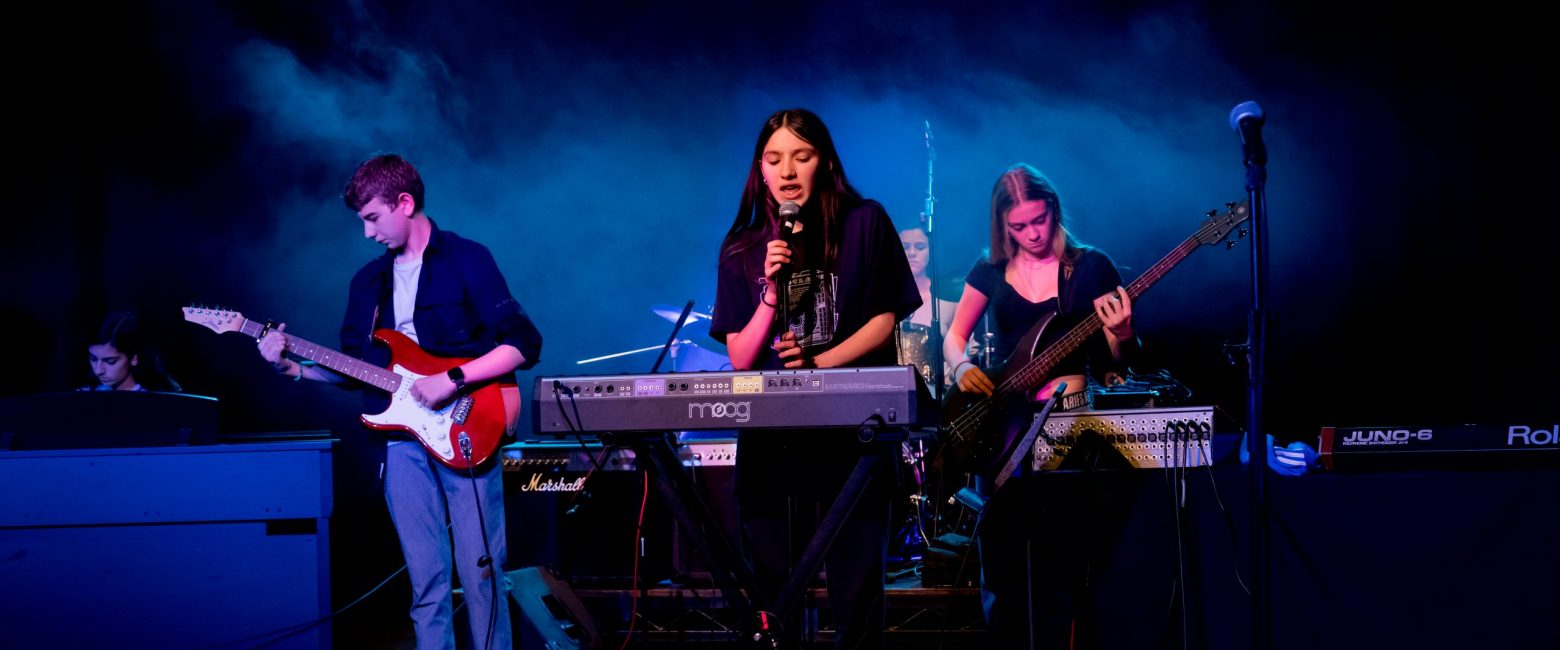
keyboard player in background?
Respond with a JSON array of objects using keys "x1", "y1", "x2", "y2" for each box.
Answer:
[
  {"x1": 80, "y1": 311, "x2": 181, "y2": 393},
  {"x1": 709, "y1": 108, "x2": 922, "y2": 648}
]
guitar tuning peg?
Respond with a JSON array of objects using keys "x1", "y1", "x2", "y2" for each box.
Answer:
[
  {"x1": 1206, "y1": 209, "x2": 1218, "y2": 218},
  {"x1": 1225, "y1": 201, "x2": 1237, "y2": 209},
  {"x1": 1239, "y1": 228, "x2": 1249, "y2": 238},
  {"x1": 1226, "y1": 240, "x2": 1238, "y2": 249}
]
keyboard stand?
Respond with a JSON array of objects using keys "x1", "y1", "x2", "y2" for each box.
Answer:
[{"x1": 608, "y1": 417, "x2": 907, "y2": 648}]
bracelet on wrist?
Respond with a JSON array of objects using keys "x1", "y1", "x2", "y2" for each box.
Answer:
[{"x1": 760, "y1": 284, "x2": 778, "y2": 308}]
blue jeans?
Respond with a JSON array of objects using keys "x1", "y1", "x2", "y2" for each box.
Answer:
[{"x1": 385, "y1": 441, "x2": 512, "y2": 650}]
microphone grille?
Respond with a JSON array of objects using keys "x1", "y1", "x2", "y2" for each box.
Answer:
[
  {"x1": 1228, "y1": 101, "x2": 1265, "y2": 131},
  {"x1": 778, "y1": 200, "x2": 801, "y2": 219}
]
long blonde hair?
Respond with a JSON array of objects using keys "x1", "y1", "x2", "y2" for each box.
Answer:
[{"x1": 988, "y1": 163, "x2": 1084, "y2": 275}]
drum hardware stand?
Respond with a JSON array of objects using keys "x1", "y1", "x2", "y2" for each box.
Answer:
[{"x1": 920, "y1": 120, "x2": 946, "y2": 401}]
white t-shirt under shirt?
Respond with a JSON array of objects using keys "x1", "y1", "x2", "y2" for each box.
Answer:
[
  {"x1": 389, "y1": 257, "x2": 422, "y2": 447},
  {"x1": 392, "y1": 258, "x2": 422, "y2": 344}
]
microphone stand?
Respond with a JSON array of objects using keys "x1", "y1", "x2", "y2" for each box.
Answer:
[
  {"x1": 922, "y1": 120, "x2": 944, "y2": 401},
  {"x1": 1232, "y1": 101, "x2": 1272, "y2": 650},
  {"x1": 652, "y1": 299, "x2": 695, "y2": 374}
]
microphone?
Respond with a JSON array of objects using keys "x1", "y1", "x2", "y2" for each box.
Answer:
[
  {"x1": 1228, "y1": 100, "x2": 1267, "y2": 166},
  {"x1": 774, "y1": 200, "x2": 802, "y2": 307},
  {"x1": 778, "y1": 200, "x2": 801, "y2": 244}
]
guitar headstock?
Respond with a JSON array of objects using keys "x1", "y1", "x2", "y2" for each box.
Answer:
[
  {"x1": 182, "y1": 305, "x2": 246, "y2": 335},
  {"x1": 1193, "y1": 199, "x2": 1252, "y2": 249}
]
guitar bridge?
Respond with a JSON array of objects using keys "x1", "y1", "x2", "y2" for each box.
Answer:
[{"x1": 451, "y1": 396, "x2": 474, "y2": 425}]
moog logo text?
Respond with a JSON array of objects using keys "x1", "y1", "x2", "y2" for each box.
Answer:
[{"x1": 688, "y1": 401, "x2": 752, "y2": 423}]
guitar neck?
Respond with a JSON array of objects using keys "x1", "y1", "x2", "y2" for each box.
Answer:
[
  {"x1": 999, "y1": 236, "x2": 1201, "y2": 397},
  {"x1": 236, "y1": 319, "x2": 400, "y2": 393}
]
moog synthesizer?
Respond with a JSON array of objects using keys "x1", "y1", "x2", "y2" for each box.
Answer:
[{"x1": 531, "y1": 365, "x2": 930, "y2": 434}]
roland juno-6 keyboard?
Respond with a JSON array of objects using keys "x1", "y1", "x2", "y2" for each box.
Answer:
[
  {"x1": 532, "y1": 366, "x2": 929, "y2": 434},
  {"x1": 1318, "y1": 421, "x2": 1559, "y2": 470}
]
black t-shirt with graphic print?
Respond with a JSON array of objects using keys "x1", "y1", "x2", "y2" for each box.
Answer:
[
  {"x1": 711, "y1": 198, "x2": 922, "y2": 497},
  {"x1": 711, "y1": 199, "x2": 921, "y2": 368}
]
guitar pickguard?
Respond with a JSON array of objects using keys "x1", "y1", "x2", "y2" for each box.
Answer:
[{"x1": 362, "y1": 365, "x2": 458, "y2": 462}]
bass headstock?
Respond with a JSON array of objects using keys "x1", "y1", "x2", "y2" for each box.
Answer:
[{"x1": 1193, "y1": 199, "x2": 1251, "y2": 249}]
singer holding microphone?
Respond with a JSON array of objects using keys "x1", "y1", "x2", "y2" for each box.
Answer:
[{"x1": 709, "y1": 108, "x2": 922, "y2": 648}]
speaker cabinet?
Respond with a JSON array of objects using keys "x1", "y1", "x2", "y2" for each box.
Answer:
[{"x1": 503, "y1": 440, "x2": 740, "y2": 586}]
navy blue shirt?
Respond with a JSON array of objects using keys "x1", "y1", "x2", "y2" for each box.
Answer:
[{"x1": 339, "y1": 219, "x2": 543, "y2": 414}]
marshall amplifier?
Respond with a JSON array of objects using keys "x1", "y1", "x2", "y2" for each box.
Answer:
[
  {"x1": 1317, "y1": 421, "x2": 1560, "y2": 470},
  {"x1": 501, "y1": 437, "x2": 738, "y2": 585}
]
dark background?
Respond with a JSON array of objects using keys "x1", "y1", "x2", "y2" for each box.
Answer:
[{"x1": 8, "y1": 1, "x2": 1557, "y2": 646}]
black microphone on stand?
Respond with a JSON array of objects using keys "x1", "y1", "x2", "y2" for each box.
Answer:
[
  {"x1": 1229, "y1": 100, "x2": 1267, "y2": 168},
  {"x1": 1229, "y1": 98, "x2": 1271, "y2": 650}
]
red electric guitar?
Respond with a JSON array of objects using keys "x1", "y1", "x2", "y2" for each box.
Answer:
[{"x1": 182, "y1": 307, "x2": 519, "y2": 470}]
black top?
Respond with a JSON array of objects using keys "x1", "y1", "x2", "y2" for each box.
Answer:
[
  {"x1": 964, "y1": 247, "x2": 1134, "y2": 382},
  {"x1": 340, "y1": 219, "x2": 544, "y2": 415},
  {"x1": 710, "y1": 199, "x2": 922, "y2": 365},
  {"x1": 710, "y1": 199, "x2": 922, "y2": 497}
]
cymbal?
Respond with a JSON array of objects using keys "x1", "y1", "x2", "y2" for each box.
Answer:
[
  {"x1": 576, "y1": 339, "x2": 707, "y2": 365},
  {"x1": 651, "y1": 303, "x2": 713, "y2": 324}
]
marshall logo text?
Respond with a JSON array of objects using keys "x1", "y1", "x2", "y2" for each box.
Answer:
[{"x1": 518, "y1": 473, "x2": 586, "y2": 492}]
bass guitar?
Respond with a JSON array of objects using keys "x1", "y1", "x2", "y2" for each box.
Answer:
[
  {"x1": 182, "y1": 307, "x2": 519, "y2": 470},
  {"x1": 933, "y1": 200, "x2": 1250, "y2": 494}
]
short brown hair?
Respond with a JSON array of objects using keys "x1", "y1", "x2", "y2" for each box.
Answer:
[{"x1": 343, "y1": 153, "x2": 425, "y2": 213}]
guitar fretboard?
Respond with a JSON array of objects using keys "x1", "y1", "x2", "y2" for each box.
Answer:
[
  {"x1": 1000, "y1": 236, "x2": 1198, "y2": 399},
  {"x1": 238, "y1": 319, "x2": 400, "y2": 393}
]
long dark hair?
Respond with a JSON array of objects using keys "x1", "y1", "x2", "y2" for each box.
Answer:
[
  {"x1": 90, "y1": 311, "x2": 182, "y2": 392},
  {"x1": 988, "y1": 163, "x2": 1085, "y2": 274},
  {"x1": 720, "y1": 109, "x2": 861, "y2": 272}
]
